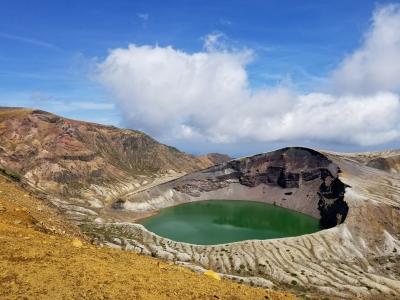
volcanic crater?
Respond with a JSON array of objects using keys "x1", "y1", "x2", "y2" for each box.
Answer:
[
  {"x1": 113, "y1": 147, "x2": 349, "y2": 230},
  {"x1": 85, "y1": 146, "x2": 400, "y2": 299}
]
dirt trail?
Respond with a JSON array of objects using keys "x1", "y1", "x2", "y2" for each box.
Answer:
[{"x1": 0, "y1": 176, "x2": 296, "y2": 300}]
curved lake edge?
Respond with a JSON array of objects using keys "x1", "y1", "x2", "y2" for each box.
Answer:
[
  {"x1": 135, "y1": 222, "x2": 335, "y2": 247},
  {"x1": 135, "y1": 198, "x2": 322, "y2": 219},
  {"x1": 138, "y1": 199, "x2": 321, "y2": 245},
  {"x1": 131, "y1": 195, "x2": 324, "y2": 223}
]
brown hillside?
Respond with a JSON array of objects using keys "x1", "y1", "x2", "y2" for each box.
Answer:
[{"x1": 0, "y1": 107, "x2": 220, "y2": 222}]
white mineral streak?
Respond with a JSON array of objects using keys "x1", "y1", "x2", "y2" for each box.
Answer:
[{"x1": 86, "y1": 150, "x2": 400, "y2": 299}]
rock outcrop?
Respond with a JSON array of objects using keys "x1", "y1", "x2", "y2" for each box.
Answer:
[{"x1": 366, "y1": 154, "x2": 400, "y2": 174}]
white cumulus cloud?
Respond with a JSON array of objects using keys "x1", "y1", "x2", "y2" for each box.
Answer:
[
  {"x1": 97, "y1": 5, "x2": 400, "y2": 147},
  {"x1": 332, "y1": 4, "x2": 400, "y2": 94}
]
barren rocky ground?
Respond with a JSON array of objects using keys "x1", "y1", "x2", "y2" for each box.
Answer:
[{"x1": 86, "y1": 148, "x2": 400, "y2": 299}]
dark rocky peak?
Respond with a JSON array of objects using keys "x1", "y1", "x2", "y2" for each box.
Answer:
[
  {"x1": 216, "y1": 147, "x2": 339, "y2": 189},
  {"x1": 176, "y1": 147, "x2": 349, "y2": 229}
]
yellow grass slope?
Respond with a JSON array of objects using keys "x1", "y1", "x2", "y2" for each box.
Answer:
[{"x1": 0, "y1": 175, "x2": 296, "y2": 300}]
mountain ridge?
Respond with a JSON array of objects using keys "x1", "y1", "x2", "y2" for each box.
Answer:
[{"x1": 0, "y1": 107, "x2": 229, "y2": 222}]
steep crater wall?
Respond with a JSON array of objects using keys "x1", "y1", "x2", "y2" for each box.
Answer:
[{"x1": 117, "y1": 147, "x2": 349, "y2": 229}]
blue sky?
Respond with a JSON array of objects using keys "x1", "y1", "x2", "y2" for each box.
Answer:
[{"x1": 1, "y1": 1, "x2": 400, "y2": 156}]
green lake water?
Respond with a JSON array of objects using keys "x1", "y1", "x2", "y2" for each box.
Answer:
[{"x1": 139, "y1": 200, "x2": 320, "y2": 245}]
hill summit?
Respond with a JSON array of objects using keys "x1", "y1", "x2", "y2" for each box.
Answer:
[{"x1": 0, "y1": 107, "x2": 228, "y2": 221}]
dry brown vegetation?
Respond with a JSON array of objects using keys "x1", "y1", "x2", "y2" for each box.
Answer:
[{"x1": 0, "y1": 175, "x2": 296, "y2": 300}]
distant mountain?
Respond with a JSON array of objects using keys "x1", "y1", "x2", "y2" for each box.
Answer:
[
  {"x1": 0, "y1": 107, "x2": 225, "y2": 220},
  {"x1": 365, "y1": 153, "x2": 400, "y2": 174},
  {"x1": 197, "y1": 153, "x2": 231, "y2": 166}
]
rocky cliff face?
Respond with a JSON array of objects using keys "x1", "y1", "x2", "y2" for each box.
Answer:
[
  {"x1": 0, "y1": 108, "x2": 219, "y2": 221},
  {"x1": 231, "y1": 148, "x2": 349, "y2": 229},
  {"x1": 168, "y1": 147, "x2": 348, "y2": 228},
  {"x1": 219, "y1": 148, "x2": 334, "y2": 188}
]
